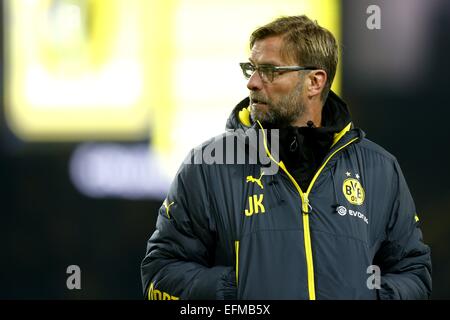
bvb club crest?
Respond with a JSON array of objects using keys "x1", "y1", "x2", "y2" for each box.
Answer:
[{"x1": 342, "y1": 178, "x2": 365, "y2": 205}]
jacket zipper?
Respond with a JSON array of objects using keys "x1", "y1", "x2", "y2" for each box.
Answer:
[
  {"x1": 278, "y1": 137, "x2": 358, "y2": 300},
  {"x1": 257, "y1": 120, "x2": 358, "y2": 300}
]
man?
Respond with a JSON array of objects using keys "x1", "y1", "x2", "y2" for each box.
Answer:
[{"x1": 141, "y1": 15, "x2": 432, "y2": 299}]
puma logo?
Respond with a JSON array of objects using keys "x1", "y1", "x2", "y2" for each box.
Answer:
[{"x1": 246, "y1": 172, "x2": 265, "y2": 189}]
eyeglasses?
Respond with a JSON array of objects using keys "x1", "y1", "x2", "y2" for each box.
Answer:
[{"x1": 239, "y1": 62, "x2": 318, "y2": 82}]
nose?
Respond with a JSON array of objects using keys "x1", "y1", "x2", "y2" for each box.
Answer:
[{"x1": 247, "y1": 71, "x2": 264, "y2": 91}]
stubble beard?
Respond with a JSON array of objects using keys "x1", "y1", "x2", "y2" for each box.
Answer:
[{"x1": 250, "y1": 81, "x2": 306, "y2": 128}]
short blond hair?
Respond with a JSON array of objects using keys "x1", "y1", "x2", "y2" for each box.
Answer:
[{"x1": 250, "y1": 15, "x2": 338, "y2": 101}]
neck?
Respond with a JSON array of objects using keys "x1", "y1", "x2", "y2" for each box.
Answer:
[{"x1": 291, "y1": 99, "x2": 323, "y2": 128}]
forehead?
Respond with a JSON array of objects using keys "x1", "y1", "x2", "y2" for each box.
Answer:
[{"x1": 250, "y1": 36, "x2": 291, "y2": 65}]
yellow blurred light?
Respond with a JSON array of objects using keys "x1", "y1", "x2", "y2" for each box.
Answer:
[
  {"x1": 4, "y1": 0, "x2": 156, "y2": 141},
  {"x1": 153, "y1": 0, "x2": 342, "y2": 177},
  {"x1": 4, "y1": 0, "x2": 341, "y2": 181}
]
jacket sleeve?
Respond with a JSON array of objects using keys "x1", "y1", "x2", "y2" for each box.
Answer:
[
  {"x1": 374, "y1": 161, "x2": 432, "y2": 299},
  {"x1": 140, "y1": 158, "x2": 236, "y2": 300}
]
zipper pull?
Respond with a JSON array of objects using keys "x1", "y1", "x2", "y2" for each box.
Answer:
[
  {"x1": 289, "y1": 135, "x2": 298, "y2": 152},
  {"x1": 302, "y1": 196, "x2": 312, "y2": 214}
]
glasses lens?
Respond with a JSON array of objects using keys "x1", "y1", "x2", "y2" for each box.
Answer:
[
  {"x1": 240, "y1": 63, "x2": 275, "y2": 82},
  {"x1": 240, "y1": 63, "x2": 254, "y2": 79},
  {"x1": 258, "y1": 66, "x2": 273, "y2": 82}
]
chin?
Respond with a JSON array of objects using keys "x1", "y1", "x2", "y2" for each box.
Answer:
[
  {"x1": 251, "y1": 105, "x2": 269, "y2": 121},
  {"x1": 250, "y1": 111, "x2": 268, "y2": 124}
]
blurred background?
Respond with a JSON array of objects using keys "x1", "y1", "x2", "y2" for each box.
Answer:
[{"x1": 0, "y1": 0, "x2": 448, "y2": 299}]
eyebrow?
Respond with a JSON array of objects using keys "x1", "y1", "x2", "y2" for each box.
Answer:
[
  {"x1": 248, "y1": 59, "x2": 280, "y2": 67},
  {"x1": 249, "y1": 58, "x2": 287, "y2": 67}
]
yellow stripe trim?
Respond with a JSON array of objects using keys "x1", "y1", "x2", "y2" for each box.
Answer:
[
  {"x1": 332, "y1": 122, "x2": 352, "y2": 148},
  {"x1": 235, "y1": 241, "x2": 239, "y2": 286},
  {"x1": 163, "y1": 200, "x2": 174, "y2": 219},
  {"x1": 257, "y1": 121, "x2": 316, "y2": 298},
  {"x1": 306, "y1": 137, "x2": 360, "y2": 196},
  {"x1": 276, "y1": 161, "x2": 317, "y2": 299},
  {"x1": 257, "y1": 120, "x2": 358, "y2": 300},
  {"x1": 302, "y1": 213, "x2": 315, "y2": 299}
]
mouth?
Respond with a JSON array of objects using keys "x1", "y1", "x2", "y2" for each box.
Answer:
[{"x1": 251, "y1": 98, "x2": 268, "y2": 106}]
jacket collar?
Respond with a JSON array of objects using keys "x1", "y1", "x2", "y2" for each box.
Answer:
[{"x1": 225, "y1": 90, "x2": 363, "y2": 147}]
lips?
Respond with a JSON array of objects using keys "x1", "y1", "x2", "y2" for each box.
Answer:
[{"x1": 251, "y1": 98, "x2": 268, "y2": 105}]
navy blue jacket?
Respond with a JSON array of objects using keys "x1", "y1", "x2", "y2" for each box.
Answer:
[{"x1": 141, "y1": 93, "x2": 432, "y2": 299}]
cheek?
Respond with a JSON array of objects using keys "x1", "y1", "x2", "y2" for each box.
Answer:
[
  {"x1": 268, "y1": 84, "x2": 301, "y2": 103},
  {"x1": 275, "y1": 77, "x2": 302, "y2": 93}
]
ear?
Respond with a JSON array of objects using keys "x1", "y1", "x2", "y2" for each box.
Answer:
[{"x1": 307, "y1": 70, "x2": 327, "y2": 98}]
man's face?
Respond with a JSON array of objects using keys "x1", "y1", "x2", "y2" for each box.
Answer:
[{"x1": 247, "y1": 36, "x2": 307, "y2": 128}]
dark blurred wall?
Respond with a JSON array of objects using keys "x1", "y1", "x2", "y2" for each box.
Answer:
[
  {"x1": 0, "y1": 146, "x2": 160, "y2": 299},
  {"x1": 343, "y1": 0, "x2": 450, "y2": 298},
  {"x1": 0, "y1": 0, "x2": 160, "y2": 299}
]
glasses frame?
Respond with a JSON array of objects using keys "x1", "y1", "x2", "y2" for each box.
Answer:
[{"x1": 239, "y1": 62, "x2": 318, "y2": 82}]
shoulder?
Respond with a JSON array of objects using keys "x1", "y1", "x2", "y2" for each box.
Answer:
[
  {"x1": 343, "y1": 137, "x2": 404, "y2": 178},
  {"x1": 354, "y1": 137, "x2": 398, "y2": 163}
]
